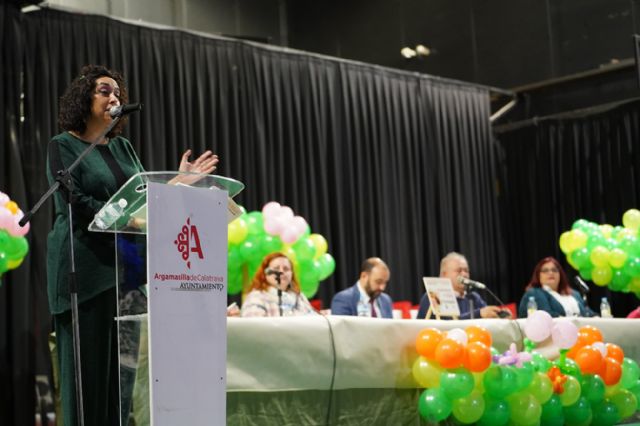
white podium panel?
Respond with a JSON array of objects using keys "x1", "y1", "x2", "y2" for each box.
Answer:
[{"x1": 147, "y1": 182, "x2": 227, "y2": 425}]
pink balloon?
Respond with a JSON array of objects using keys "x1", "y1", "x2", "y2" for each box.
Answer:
[
  {"x1": 261, "y1": 202, "x2": 281, "y2": 220},
  {"x1": 0, "y1": 207, "x2": 13, "y2": 230},
  {"x1": 9, "y1": 210, "x2": 29, "y2": 236},
  {"x1": 278, "y1": 206, "x2": 294, "y2": 221},
  {"x1": 280, "y1": 226, "x2": 299, "y2": 244},
  {"x1": 524, "y1": 310, "x2": 553, "y2": 342},
  {"x1": 291, "y1": 216, "x2": 308, "y2": 234},
  {"x1": 263, "y1": 216, "x2": 285, "y2": 235},
  {"x1": 551, "y1": 320, "x2": 578, "y2": 349}
]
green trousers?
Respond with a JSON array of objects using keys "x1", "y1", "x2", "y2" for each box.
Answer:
[{"x1": 54, "y1": 287, "x2": 119, "y2": 426}]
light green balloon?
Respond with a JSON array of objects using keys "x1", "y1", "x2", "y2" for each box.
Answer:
[
  {"x1": 451, "y1": 390, "x2": 485, "y2": 424},
  {"x1": 559, "y1": 376, "x2": 581, "y2": 407},
  {"x1": 609, "y1": 389, "x2": 638, "y2": 420},
  {"x1": 527, "y1": 372, "x2": 553, "y2": 404}
]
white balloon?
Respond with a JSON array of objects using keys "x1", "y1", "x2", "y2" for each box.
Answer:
[
  {"x1": 592, "y1": 341, "x2": 607, "y2": 357},
  {"x1": 446, "y1": 328, "x2": 468, "y2": 345}
]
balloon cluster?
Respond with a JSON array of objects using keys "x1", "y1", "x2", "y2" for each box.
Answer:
[
  {"x1": 413, "y1": 316, "x2": 640, "y2": 425},
  {"x1": 227, "y1": 202, "x2": 335, "y2": 298},
  {"x1": 0, "y1": 191, "x2": 30, "y2": 278},
  {"x1": 559, "y1": 209, "x2": 640, "y2": 297}
]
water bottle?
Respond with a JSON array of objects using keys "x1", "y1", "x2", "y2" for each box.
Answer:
[
  {"x1": 600, "y1": 297, "x2": 612, "y2": 318},
  {"x1": 357, "y1": 299, "x2": 369, "y2": 317},
  {"x1": 527, "y1": 296, "x2": 537, "y2": 317},
  {"x1": 94, "y1": 198, "x2": 127, "y2": 230}
]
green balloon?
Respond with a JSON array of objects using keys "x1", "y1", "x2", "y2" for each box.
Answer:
[
  {"x1": 245, "y1": 211, "x2": 264, "y2": 235},
  {"x1": 530, "y1": 351, "x2": 551, "y2": 373},
  {"x1": 297, "y1": 259, "x2": 320, "y2": 287},
  {"x1": 507, "y1": 391, "x2": 541, "y2": 426},
  {"x1": 609, "y1": 389, "x2": 638, "y2": 420},
  {"x1": 301, "y1": 279, "x2": 319, "y2": 299},
  {"x1": 571, "y1": 248, "x2": 591, "y2": 269},
  {"x1": 559, "y1": 375, "x2": 581, "y2": 406},
  {"x1": 262, "y1": 234, "x2": 283, "y2": 254},
  {"x1": 292, "y1": 237, "x2": 316, "y2": 262},
  {"x1": 417, "y1": 388, "x2": 452, "y2": 423},
  {"x1": 579, "y1": 266, "x2": 592, "y2": 281},
  {"x1": 590, "y1": 400, "x2": 620, "y2": 426},
  {"x1": 610, "y1": 269, "x2": 631, "y2": 291},
  {"x1": 527, "y1": 372, "x2": 553, "y2": 404},
  {"x1": 317, "y1": 253, "x2": 336, "y2": 280},
  {"x1": 541, "y1": 395, "x2": 564, "y2": 426},
  {"x1": 239, "y1": 237, "x2": 261, "y2": 263},
  {"x1": 440, "y1": 368, "x2": 475, "y2": 399},
  {"x1": 563, "y1": 396, "x2": 592, "y2": 426},
  {"x1": 6, "y1": 236, "x2": 28, "y2": 260},
  {"x1": 227, "y1": 245, "x2": 243, "y2": 270},
  {"x1": 629, "y1": 380, "x2": 640, "y2": 410},
  {"x1": 580, "y1": 374, "x2": 605, "y2": 404},
  {"x1": 556, "y1": 358, "x2": 582, "y2": 382},
  {"x1": 227, "y1": 270, "x2": 243, "y2": 295},
  {"x1": 620, "y1": 358, "x2": 640, "y2": 389},
  {"x1": 0, "y1": 251, "x2": 8, "y2": 274},
  {"x1": 483, "y1": 365, "x2": 517, "y2": 399},
  {"x1": 477, "y1": 396, "x2": 509, "y2": 426},
  {"x1": 624, "y1": 256, "x2": 640, "y2": 277},
  {"x1": 451, "y1": 390, "x2": 485, "y2": 424},
  {"x1": 514, "y1": 363, "x2": 535, "y2": 391}
]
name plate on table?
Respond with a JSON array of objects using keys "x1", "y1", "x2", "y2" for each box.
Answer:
[{"x1": 147, "y1": 182, "x2": 227, "y2": 425}]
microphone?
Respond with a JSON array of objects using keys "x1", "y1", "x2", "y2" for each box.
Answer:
[
  {"x1": 457, "y1": 276, "x2": 487, "y2": 290},
  {"x1": 574, "y1": 276, "x2": 590, "y2": 294},
  {"x1": 109, "y1": 103, "x2": 142, "y2": 118},
  {"x1": 265, "y1": 268, "x2": 284, "y2": 278}
]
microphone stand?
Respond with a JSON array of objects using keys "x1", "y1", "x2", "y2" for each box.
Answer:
[
  {"x1": 464, "y1": 283, "x2": 476, "y2": 319},
  {"x1": 20, "y1": 114, "x2": 125, "y2": 426},
  {"x1": 276, "y1": 274, "x2": 283, "y2": 317}
]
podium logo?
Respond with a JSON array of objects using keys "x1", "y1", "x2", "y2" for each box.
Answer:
[{"x1": 174, "y1": 217, "x2": 204, "y2": 269}]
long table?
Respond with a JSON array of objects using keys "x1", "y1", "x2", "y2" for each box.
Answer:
[
  {"x1": 225, "y1": 316, "x2": 640, "y2": 425},
  {"x1": 130, "y1": 316, "x2": 640, "y2": 425}
]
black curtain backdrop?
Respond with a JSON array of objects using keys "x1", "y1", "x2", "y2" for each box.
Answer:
[
  {"x1": 495, "y1": 99, "x2": 640, "y2": 317},
  {"x1": 0, "y1": 5, "x2": 505, "y2": 421}
]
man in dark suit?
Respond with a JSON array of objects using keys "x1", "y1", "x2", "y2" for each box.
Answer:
[
  {"x1": 417, "y1": 252, "x2": 505, "y2": 319},
  {"x1": 331, "y1": 257, "x2": 393, "y2": 318}
]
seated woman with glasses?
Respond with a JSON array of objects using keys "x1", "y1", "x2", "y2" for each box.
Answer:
[
  {"x1": 240, "y1": 252, "x2": 315, "y2": 317},
  {"x1": 518, "y1": 256, "x2": 596, "y2": 318}
]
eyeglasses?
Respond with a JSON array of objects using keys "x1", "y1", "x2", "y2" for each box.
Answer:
[
  {"x1": 540, "y1": 267, "x2": 559, "y2": 274},
  {"x1": 95, "y1": 83, "x2": 121, "y2": 99}
]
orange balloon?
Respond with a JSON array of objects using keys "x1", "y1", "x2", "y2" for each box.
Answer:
[
  {"x1": 566, "y1": 342, "x2": 585, "y2": 359},
  {"x1": 465, "y1": 325, "x2": 492, "y2": 347},
  {"x1": 464, "y1": 341, "x2": 491, "y2": 372},
  {"x1": 435, "y1": 338, "x2": 465, "y2": 369},
  {"x1": 578, "y1": 325, "x2": 603, "y2": 345},
  {"x1": 605, "y1": 343, "x2": 624, "y2": 364},
  {"x1": 598, "y1": 357, "x2": 622, "y2": 386},
  {"x1": 415, "y1": 328, "x2": 444, "y2": 359},
  {"x1": 574, "y1": 346, "x2": 604, "y2": 374}
]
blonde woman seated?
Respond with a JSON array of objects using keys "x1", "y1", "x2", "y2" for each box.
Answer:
[{"x1": 241, "y1": 252, "x2": 315, "y2": 317}]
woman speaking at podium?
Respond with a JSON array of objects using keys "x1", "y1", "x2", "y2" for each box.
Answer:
[{"x1": 46, "y1": 65, "x2": 217, "y2": 425}]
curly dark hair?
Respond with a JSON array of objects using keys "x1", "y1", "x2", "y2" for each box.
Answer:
[{"x1": 58, "y1": 65, "x2": 129, "y2": 137}]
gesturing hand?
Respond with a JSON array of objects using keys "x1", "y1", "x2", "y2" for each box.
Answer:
[
  {"x1": 179, "y1": 149, "x2": 218, "y2": 175},
  {"x1": 173, "y1": 149, "x2": 219, "y2": 185}
]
